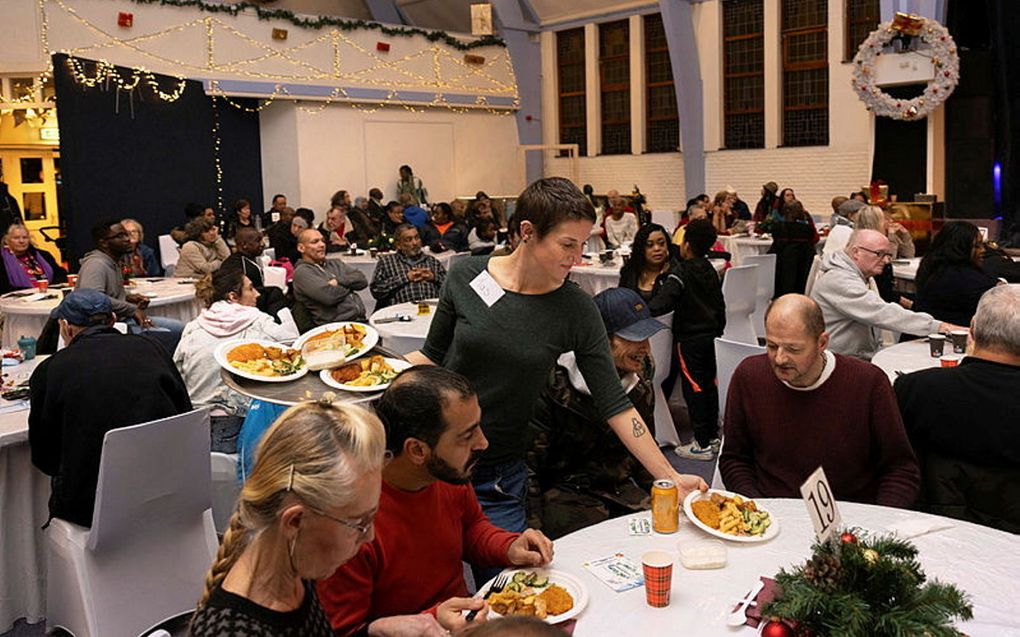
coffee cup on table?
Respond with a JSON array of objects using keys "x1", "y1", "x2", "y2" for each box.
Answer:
[
  {"x1": 950, "y1": 330, "x2": 968, "y2": 354},
  {"x1": 928, "y1": 334, "x2": 945, "y2": 358},
  {"x1": 941, "y1": 355, "x2": 961, "y2": 368},
  {"x1": 641, "y1": 550, "x2": 674, "y2": 608}
]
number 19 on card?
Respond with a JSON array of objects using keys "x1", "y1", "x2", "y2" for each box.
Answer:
[{"x1": 800, "y1": 466, "x2": 842, "y2": 543}]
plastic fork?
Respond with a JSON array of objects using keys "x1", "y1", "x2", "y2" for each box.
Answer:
[{"x1": 467, "y1": 572, "x2": 510, "y2": 622}]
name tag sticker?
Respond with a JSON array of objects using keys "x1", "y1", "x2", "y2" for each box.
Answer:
[{"x1": 469, "y1": 270, "x2": 505, "y2": 308}]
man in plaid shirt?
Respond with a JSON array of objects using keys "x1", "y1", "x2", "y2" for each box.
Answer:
[{"x1": 370, "y1": 224, "x2": 446, "y2": 309}]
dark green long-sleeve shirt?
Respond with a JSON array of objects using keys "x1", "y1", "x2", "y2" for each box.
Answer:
[{"x1": 421, "y1": 256, "x2": 632, "y2": 468}]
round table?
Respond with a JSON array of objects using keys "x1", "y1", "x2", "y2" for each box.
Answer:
[
  {"x1": 717, "y1": 235, "x2": 774, "y2": 267},
  {"x1": 871, "y1": 338, "x2": 956, "y2": 383},
  {"x1": 0, "y1": 357, "x2": 49, "y2": 632},
  {"x1": 219, "y1": 344, "x2": 405, "y2": 406},
  {"x1": 326, "y1": 249, "x2": 466, "y2": 315},
  {"x1": 0, "y1": 278, "x2": 202, "y2": 349},
  {"x1": 549, "y1": 501, "x2": 1019, "y2": 636},
  {"x1": 569, "y1": 259, "x2": 727, "y2": 297},
  {"x1": 369, "y1": 301, "x2": 436, "y2": 355}
]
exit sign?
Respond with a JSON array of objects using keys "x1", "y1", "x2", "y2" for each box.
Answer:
[{"x1": 40, "y1": 128, "x2": 59, "y2": 141}]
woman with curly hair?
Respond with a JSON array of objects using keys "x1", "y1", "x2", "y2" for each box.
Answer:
[{"x1": 914, "y1": 221, "x2": 997, "y2": 325}]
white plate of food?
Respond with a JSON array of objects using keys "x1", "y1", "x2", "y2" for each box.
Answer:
[
  {"x1": 293, "y1": 322, "x2": 379, "y2": 370},
  {"x1": 319, "y1": 356, "x2": 412, "y2": 392},
  {"x1": 214, "y1": 340, "x2": 307, "y2": 383},
  {"x1": 476, "y1": 569, "x2": 588, "y2": 625},
  {"x1": 684, "y1": 489, "x2": 779, "y2": 543}
]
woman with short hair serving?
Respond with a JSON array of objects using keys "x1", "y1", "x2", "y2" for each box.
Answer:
[{"x1": 408, "y1": 178, "x2": 706, "y2": 532}]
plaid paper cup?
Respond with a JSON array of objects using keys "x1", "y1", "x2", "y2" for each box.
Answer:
[{"x1": 642, "y1": 550, "x2": 674, "y2": 607}]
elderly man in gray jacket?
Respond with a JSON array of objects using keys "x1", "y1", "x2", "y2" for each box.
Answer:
[
  {"x1": 292, "y1": 228, "x2": 367, "y2": 326},
  {"x1": 811, "y1": 229, "x2": 960, "y2": 360}
]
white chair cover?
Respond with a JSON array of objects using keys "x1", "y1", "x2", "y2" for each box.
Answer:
[
  {"x1": 210, "y1": 452, "x2": 241, "y2": 534},
  {"x1": 648, "y1": 312, "x2": 679, "y2": 447},
  {"x1": 263, "y1": 265, "x2": 287, "y2": 291},
  {"x1": 721, "y1": 265, "x2": 759, "y2": 345},
  {"x1": 711, "y1": 338, "x2": 766, "y2": 490},
  {"x1": 804, "y1": 254, "x2": 823, "y2": 297},
  {"x1": 157, "y1": 234, "x2": 179, "y2": 269},
  {"x1": 743, "y1": 254, "x2": 776, "y2": 339},
  {"x1": 822, "y1": 224, "x2": 853, "y2": 255},
  {"x1": 45, "y1": 409, "x2": 217, "y2": 637}
]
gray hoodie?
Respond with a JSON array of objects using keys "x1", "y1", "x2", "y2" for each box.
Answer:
[
  {"x1": 77, "y1": 249, "x2": 137, "y2": 319},
  {"x1": 810, "y1": 249, "x2": 940, "y2": 360}
]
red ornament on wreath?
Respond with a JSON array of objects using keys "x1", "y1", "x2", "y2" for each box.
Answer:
[
  {"x1": 840, "y1": 531, "x2": 858, "y2": 544},
  {"x1": 761, "y1": 620, "x2": 796, "y2": 637}
]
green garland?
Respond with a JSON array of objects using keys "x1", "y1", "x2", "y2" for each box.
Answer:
[
  {"x1": 121, "y1": 0, "x2": 505, "y2": 50},
  {"x1": 763, "y1": 530, "x2": 973, "y2": 637}
]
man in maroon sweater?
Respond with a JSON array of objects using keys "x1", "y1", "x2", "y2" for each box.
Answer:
[
  {"x1": 318, "y1": 366, "x2": 554, "y2": 636},
  {"x1": 719, "y1": 294, "x2": 920, "y2": 508}
]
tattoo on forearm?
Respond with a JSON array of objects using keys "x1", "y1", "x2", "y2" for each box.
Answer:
[{"x1": 631, "y1": 418, "x2": 646, "y2": 438}]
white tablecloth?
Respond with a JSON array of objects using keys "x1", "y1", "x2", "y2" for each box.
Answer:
[
  {"x1": 871, "y1": 338, "x2": 957, "y2": 383},
  {"x1": 369, "y1": 302, "x2": 436, "y2": 355},
  {"x1": 0, "y1": 278, "x2": 202, "y2": 349},
  {"x1": 892, "y1": 257, "x2": 922, "y2": 282},
  {"x1": 717, "y1": 235, "x2": 773, "y2": 267},
  {"x1": 327, "y1": 249, "x2": 466, "y2": 316},
  {"x1": 551, "y1": 501, "x2": 1020, "y2": 636},
  {"x1": 0, "y1": 358, "x2": 49, "y2": 633},
  {"x1": 569, "y1": 259, "x2": 727, "y2": 297}
]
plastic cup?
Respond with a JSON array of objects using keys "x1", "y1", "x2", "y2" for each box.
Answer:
[
  {"x1": 941, "y1": 355, "x2": 961, "y2": 368},
  {"x1": 641, "y1": 550, "x2": 674, "y2": 608},
  {"x1": 950, "y1": 330, "x2": 968, "y2": 354},
  {"x1": 66, "y1": 274, "x2": 79, "y2": 288},
  {"x1": 928, "y1": 334, "x2": 945, "y2": 358},
  {"x1": 32, "y1": 279, "x2": 48, "y2": 292}
]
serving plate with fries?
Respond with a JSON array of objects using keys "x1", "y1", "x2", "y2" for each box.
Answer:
[{"x1": 683, "y1": 489, "x2": 779, "y2": 543}]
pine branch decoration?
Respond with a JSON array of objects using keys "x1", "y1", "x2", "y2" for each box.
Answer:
[{"x1": 763, "y1": 530, "x2": 973, "y2": 637}]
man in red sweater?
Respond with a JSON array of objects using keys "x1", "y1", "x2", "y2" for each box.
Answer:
[
  {"x1": 318, "y1": 366, "x2": 554, "y2": 635},
  {"x1": 719, "y1": 294, "x2": 920, "y2": 508}
]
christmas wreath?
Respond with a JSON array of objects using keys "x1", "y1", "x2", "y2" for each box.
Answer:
[{"x1": 851, "y1": 13, "x2": 960, "y2": 120}]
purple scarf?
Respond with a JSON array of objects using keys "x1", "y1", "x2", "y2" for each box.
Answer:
[{"x1": 2, "y1": 246, "x2": 54, "y2": 289}]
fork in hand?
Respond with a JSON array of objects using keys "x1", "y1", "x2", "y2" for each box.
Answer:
[{"x1": 467, "y1": 572, "x2": 510, "y2": 622}]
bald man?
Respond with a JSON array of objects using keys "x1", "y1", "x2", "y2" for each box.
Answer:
[
  {"x1": 292, "y1": 228, "x2": 368, "y2": 325},
  {"x1": 719, "y1": 294, "x2": 920, "y2": 508},
  {"x1": 811, "y1": 229, "x2": 958, "y2": 360}
]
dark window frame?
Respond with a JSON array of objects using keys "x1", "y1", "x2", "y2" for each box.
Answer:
[
  {"x1": 599, "y1": 19, "x2": 631, "y2": 155},
  {"x1": 781, "y1": 0, "x2": 829, "y2": 147},
  {"x1": 844, "y1": 0, "x2": 881, "y2": 62},
  {"x1": 556, "y1": 28, "x2": 587, "y2": 156},
  {"x1": 722, "y1": 0, "x2": 765, "y2": 149},
  {"x1": 644, "y1": 13, "x2": 679, "y2": 154}
]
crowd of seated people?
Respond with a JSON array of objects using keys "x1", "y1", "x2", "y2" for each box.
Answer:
[{"x1": 18, "y1": 176, "x2": 1020, "y2": 637}]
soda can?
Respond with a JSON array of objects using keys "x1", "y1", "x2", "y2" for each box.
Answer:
[{"x1": 651, "y1": 479, "x2": 679, "y2": 533}]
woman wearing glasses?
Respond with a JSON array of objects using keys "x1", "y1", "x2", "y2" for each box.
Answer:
[{"x1": 189, "y1": 403, "x2": 467, "y2": 636}]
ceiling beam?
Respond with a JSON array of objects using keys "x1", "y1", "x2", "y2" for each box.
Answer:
[
  {"x1": 659, "y1": 0, "x2": 705, "y2": 198},
  {"x1": 364, "y1": 0, "x2": 411, "y2": 25}
]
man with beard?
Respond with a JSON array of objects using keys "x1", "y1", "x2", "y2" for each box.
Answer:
[
  {"x1": 370, "y1": 224, "x2": 446, "y2": 309},
  {"x1": 318, "y1": 366, "x2": 553, "y2": 636},
  {"x1": 719, "y1": 294, "x2": 920, "y2": 508}
]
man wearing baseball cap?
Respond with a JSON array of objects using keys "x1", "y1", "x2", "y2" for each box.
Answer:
[
  {"x1": 527, "y1": 287, "x2": 670, "y2": 538},
  {"x1": 29, "y1": 290, "x2": 192, "y2": 527}
]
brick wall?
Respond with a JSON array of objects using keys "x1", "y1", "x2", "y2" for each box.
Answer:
[{"x1": 545, "y1": 144, "x2": 872, "y2": 221}]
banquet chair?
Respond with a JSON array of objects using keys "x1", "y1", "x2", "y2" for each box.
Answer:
[
  {"x1": 822, "y1": 224, "x2": 853, "y2": 255},
  {"x1": 648, "y1": 312, "x2": 680, "y2": 447},
  {"x1": 45, "y1": 409, "x2": 218, "y2": 637},
  {"x1": 720, "y1": 265, "x2": 759, "y2": 345},
  {"x1": 743, "y1": 254, "x2": 776, "y2": 339},
  {"x1": 711, "y1": 338, "x2": 766, "y2": 490},
  {"x1": 158, "y1": 234, "x2": 179, "y2": 276},
  {"x1": 803, "y1": 255, "x2": 823, "y2": 297},
  {"x1": 210, "y1": 452, "x2": 241, "y2": 534},
  {"x1": 263, "y1": 265, "x2": 287, "y2": 291}
]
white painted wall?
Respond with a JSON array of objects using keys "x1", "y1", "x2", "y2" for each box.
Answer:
[
  {"x1": 261, "y1": 103, "x2": 524, "y2": 221},
  {"x1": 539, "y1": 0, "x2": 890, "y2": 218}
]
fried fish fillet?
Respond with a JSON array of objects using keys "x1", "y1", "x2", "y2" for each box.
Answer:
[
  {"x1": 691, "y1": 499, "x2": 722, "y2": 529},
  {"x1": 537, "y1": 585, "x2": 574, "y2": 616}
]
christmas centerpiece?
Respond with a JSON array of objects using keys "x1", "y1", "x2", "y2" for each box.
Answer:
[
  {"x1": 851, "y1": 12, "x2": 960, "y2": 120},
  {"x1": 760, "y1": 529, "x2": 973, "y2": 637}
]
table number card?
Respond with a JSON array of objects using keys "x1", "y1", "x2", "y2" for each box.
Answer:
[{"x1": 800, "y1": 466, "x2": 842, "y2": 543}]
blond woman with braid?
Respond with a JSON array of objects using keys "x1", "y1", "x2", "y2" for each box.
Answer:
[{"x1": 189, "y1": 402, "x2": 477, "y2": 636}]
